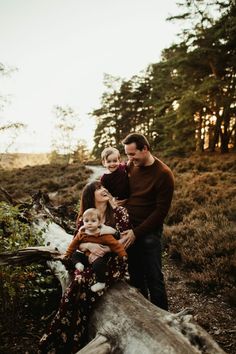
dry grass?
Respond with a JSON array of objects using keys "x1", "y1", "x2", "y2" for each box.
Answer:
[
  {"x1": 0, "y1": 162, "x2": 92, "y2": 222},
  {"x1": 163, "y1": 153, "x2": 236, "y2": 301},
  {"x1": 0, "y1": 153, "x2": 235, "y2": 302}
]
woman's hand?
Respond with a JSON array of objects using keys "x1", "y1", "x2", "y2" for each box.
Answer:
[
  {"x1": 79, "y1": 242, "x2": 109, "y2": 254},
  {"x1": 116, "y1": 199, "x2": 127, "y2": 207},
  {"x1": 106, "y1": 192, "x2": 118, "y2": 209},
  {"x1": 120, "y1": 229, "x2": 136, "y2": 249},
  {"x1": 107, "y1": 193, "x2": 127, "y2": 208}
]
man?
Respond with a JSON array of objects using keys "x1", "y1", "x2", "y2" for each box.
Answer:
[{"x1": 121, "y1": 133, "x2": 174, "y2": 310}]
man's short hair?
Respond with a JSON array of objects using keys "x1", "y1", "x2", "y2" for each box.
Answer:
[
  {"x1": 122, "y1": 133, "x2": 150, "y2": 151},
  {"x1": 101, "y1": 147, "x2": 120, "y2": 161},
  {"x1": 83, "y1": 208, "x2": 101, "y2": 221}
]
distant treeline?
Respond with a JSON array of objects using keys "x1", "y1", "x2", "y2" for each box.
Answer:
[{"x1": 92, "y1": 1, "x2": 236, "y2": 158}]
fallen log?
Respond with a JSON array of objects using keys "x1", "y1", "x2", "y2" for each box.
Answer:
[
  {"x1": 0, "y1": 246, "x2": 62, "y2": 266},
  {"x1": 0, "y1": 191, "x2": 226, "y2": 353},
  {"x1": 81, "y1": 281, "x2": 225, "y2": 354}
]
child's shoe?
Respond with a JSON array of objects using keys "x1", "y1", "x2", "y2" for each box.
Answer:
[
  {"x1": 75, "y1": 262, "x2": 84, "y2": 272},
  {"x1": 91, "y1": 282, "x2": 105, "y2": 292}
]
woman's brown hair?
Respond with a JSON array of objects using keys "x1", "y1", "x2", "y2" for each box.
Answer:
[{"x1": 76, "y1": 181, "x2": 115, "y2": 227}]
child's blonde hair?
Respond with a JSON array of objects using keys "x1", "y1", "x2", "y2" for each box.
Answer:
[
  {"x1": 101, "y1": 147, "x2": 120, "y2": 161},
  {"x1": 83, "y1": 208, "x2": 101, "y2": 221}
]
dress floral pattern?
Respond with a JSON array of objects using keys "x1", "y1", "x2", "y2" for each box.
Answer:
[{"x1": 39, "y1": 206, "x2": 130, "y2": 354}]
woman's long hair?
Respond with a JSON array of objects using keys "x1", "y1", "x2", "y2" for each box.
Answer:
[{"x1": 76, "y1": 181, "x2": 115, "y2": 227}]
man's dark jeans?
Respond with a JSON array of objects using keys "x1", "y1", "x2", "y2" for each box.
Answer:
[{"x1": 127, "y1": 228, "x2": 168, "y2": 310}]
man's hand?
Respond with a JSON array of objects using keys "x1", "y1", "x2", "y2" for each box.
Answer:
[{"x1": 120, "y1": 229, "x2": 136, "y2": 249}]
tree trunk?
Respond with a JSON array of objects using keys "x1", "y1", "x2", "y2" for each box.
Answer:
[{"x1": 77, "y1": 281, "x2": 225, "y2": 354}]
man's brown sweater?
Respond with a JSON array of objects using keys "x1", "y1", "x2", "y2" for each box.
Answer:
[
  {"x1": 126, "y1": 157, "x2": 174, "y2": 238},
  {"x1": 66, "y1": 231, "x2": 127, "y2": 258}
]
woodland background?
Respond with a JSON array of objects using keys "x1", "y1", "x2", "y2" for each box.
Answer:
[{"x1": 0, "y1": 0, "x2": 235, "y2": 353}]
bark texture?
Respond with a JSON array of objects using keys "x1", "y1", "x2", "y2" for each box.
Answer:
[{"x1": 79, "y1": 281, "x2": 225, "y2": 354}]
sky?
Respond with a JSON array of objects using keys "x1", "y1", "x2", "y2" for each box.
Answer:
[{"x1": 0, "y1": 0, "x2": 181, "y2": 153}]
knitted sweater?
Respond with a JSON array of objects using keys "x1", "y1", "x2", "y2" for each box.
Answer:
[
  {"x1": 101, "y1": 164, "x2": 129, "y2": 200},
  {"x1": 126, "y1": 157, "x2": 174, "y2": 238},
  {"x1": 66, "y1": 230, "x2": 127, "y2": 258}
]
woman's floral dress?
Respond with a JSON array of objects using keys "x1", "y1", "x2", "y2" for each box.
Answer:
[{"x1": 39, "y1": 206, "x2": 130, "y2": 354}]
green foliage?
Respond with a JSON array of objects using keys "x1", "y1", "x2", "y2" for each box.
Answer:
[
  {"x1": 92, "y1": 73, "x2": 155, "y2": 157},
  {"x1": 0, "y1": 202, "x2": 43, "y2": 251},
  {"x1": 0, "y1": 202, "x2": 58, "y2": 318},
  {"x1": 91, "y1": 1, "x2": 236, "y2": 157}
]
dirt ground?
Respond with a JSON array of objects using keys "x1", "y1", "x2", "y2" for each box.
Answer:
[
  {"x1": 0, "y1": 259, "x2": 235, "y2": 354},
  {"x1": 165, "y1": 260, "x2": 236, "y2": 354}
]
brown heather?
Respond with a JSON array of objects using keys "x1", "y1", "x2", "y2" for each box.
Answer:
[
  {"x1": 163, "y1": 153, "x2": 236, "y2": 301},
  {"x1": 0, "y1": 153, "x2": 235, "y2": 302}
]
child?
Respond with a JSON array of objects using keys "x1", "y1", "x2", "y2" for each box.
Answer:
[
  {"x1": 101, "y1": 147, "x2": 129, "y2": 201},
  {"x1": 65, "y1": 208, "x2": 127, "y2": 292}
]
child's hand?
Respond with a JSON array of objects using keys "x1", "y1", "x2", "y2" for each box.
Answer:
[
  {"x1": 56, "y1": 255, "x2": 73, "y2": 269},
  {"x1": 55, "y1": 254, "x2": 66, "y2": 260}
]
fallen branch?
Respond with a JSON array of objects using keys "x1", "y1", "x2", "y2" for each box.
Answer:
[{"x1": 0, "y1": 246, "x2": 61, "y2": 266}]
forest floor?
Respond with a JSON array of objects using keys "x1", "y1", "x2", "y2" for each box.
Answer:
[
  {"x1": 0, "y1": 259, "x2": 235, "y2": 354},
  {"x1": 165, "y1": 260, "x2": 236, "y2": 354}
]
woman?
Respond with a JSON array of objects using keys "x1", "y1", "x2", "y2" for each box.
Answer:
[{"x1": 39, "y1": 181, "x2": 130, "y2": 354}]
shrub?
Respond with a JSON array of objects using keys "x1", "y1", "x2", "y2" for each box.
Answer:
[
  {"x1": 164, "y1": 206, "x2": 236, "y2": 294},
  {"x1": 163, "y1": 154, "x2": 236, "y2": 301},
  {"x1": 0, "y1": 202, "x2": 60, "y2": 328}
]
